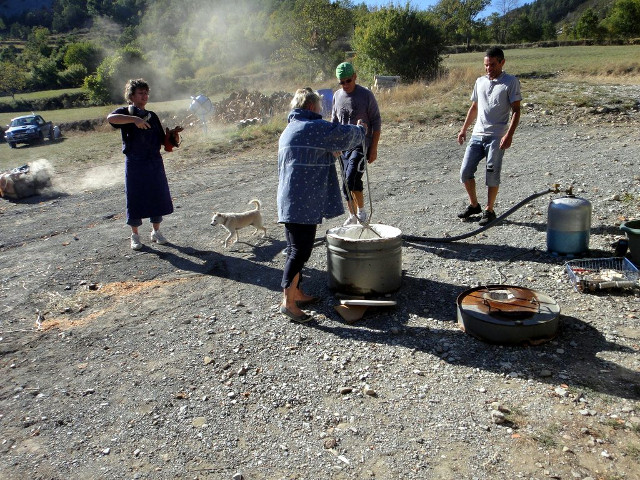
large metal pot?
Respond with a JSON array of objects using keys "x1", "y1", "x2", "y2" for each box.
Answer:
[{"x1": 326, "y1": 224, "x2": 402, "y2": 296}]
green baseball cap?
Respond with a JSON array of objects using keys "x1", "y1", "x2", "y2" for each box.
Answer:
[{"x1": 336, "y1": 62, "x2": 355, "y2": 79}]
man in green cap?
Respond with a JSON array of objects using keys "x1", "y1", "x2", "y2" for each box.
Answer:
[{"x1": 332, "y1": 62, "x2": 381, "y2": 226}]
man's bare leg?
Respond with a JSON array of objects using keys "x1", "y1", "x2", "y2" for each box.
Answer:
[
  {"x1": 487, "y1": 186, "x2": 499, "y2": 211},
  {"x1": 463, "y1": 179, "x2": 479, "y2": 207}
]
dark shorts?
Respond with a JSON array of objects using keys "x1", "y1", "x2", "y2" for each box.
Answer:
[{"x1": 340, "y1": 145, "x2": 366, "y2": 197}]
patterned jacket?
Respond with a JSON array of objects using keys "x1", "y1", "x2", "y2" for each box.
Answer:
[{"x1": 278, "y1": 108, "x2": 365, "y2": 224}]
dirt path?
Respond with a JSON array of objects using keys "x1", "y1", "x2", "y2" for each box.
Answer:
[{"x1": 1, "y1": 116, "x2": 639, "y2": 479}]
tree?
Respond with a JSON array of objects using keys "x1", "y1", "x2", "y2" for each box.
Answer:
[
  {"x1": 576, "y1": 8, "x2": 603, "y2": 40},
  {"x1": 58, "y1": 64, "x2": 88, "y2": 87},
  {"x1": 507, "y1": 13, "x2": 542, "y2": 42},
  {"x1": 64, "y1": 41, "x2": 102, "y2": 73},
  {"x1": 0, "y1": 45, "x2": 19, "y2": 63},
  {"x1": 492, "y1": 0, "x2": 519, "y2": 43},
  {"x1": 351, "y1": 6, "x2": 443, "y2": 82},
  {"x1": 30, "y1": 57, "x2": 60, "y2": 90},
  {"x1": 541, "y1": 20, "x2": 557, "y2": 40},
  {"x1": 432, "y1": 0, "x2": 491, "y2": 48},
  {"x1": 269, "y1": 0, "x2": 353, "y2": 78},
  {"x1": 0, "y1": 61, "x2": 28, "y2": 100},
  {"x1": 604, "y1": 0, "x2": 640, "y2": 38},
  {"x1": 84, "y1": 46, "x2": 156, "y2": 104},
  {"x1": 52, "y1": 0, "x2": 91, "y2": 32},
  {"x1": 24, "y1": 26, "x2": 52, "y2": 58}
]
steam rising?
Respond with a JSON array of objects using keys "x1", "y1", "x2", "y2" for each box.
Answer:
[
  {"x1": 28, "y1": 159, "x2": 54, "y2": 188},
  {"x1": 54, "y1": 161, "x2": 124, "y2": 194}
]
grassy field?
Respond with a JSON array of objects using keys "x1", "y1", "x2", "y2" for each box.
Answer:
[
  {"x1": 1, "y1": 45, "x2": 638, "y2": 173},
  {"x1": 0, "y1": 87, "x2": 83, "y2": 104},
  {"x1": 0, "y1": 98, "x2": 193, "y2": 126},
  {"x1": 0, "y1": 116, "x2": 283, "y2": 173},
  {"x1": 442, "y1": 44, "x2": 640, "y2": 79}
]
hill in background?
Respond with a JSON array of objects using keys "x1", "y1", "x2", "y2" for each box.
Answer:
[
  {"x1": 516, "y1": 0, "x2": 615, "y2": 24},
  {"x1": 0, "y1": 0, "x2": 53, "y2": 19}
]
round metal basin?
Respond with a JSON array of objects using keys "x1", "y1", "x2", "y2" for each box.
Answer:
[
  {"x1": 326, "y1": 224, "x2": 402, "y2": 296},
  {"x1": 457, "y1": 285, "x2": 560, "y2": 345}
]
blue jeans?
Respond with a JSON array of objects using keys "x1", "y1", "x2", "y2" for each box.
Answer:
[{"x1": 460, "y1": 135, "x2": 505, "y2": 187}]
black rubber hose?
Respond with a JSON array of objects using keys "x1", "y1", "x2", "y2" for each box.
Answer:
[{"x1": 402, "y1": 187, "x2": 553, "y2": 243}]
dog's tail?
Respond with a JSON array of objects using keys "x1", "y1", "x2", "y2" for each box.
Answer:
[{"x1": 248, "y1": 199, "x2": 261, "y2": 210}]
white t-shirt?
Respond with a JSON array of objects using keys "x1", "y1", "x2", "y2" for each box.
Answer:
[{"x1": 471, "y1": 72, "x2": 522, "y2": 137}]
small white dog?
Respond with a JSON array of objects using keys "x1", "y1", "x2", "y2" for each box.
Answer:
[{"x1": 211, "y1": 199, "x2": 267, "y2": 247}]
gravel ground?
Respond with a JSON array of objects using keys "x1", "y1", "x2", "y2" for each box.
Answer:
[{"x1": 1, "y1": 105, "x2": 639, "y2": 480}]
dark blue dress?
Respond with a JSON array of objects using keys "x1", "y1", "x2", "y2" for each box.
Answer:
[{"x1": 109, "y1": 106, "x2": 174, "y2": 222}]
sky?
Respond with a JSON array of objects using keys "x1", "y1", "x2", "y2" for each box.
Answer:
[
  {"x1": 361, "y1": 0, "x2": 503, "y2": 17},
  {"x1": 362, "y1": 0, "x2": 440, "y2": 8}
]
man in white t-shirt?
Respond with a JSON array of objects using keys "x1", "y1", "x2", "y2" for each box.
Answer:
[{"x1": 457, "y1": 47, "x2": 522, "y2": 226}]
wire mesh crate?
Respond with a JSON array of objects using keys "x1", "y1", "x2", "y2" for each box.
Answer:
[{"x1": 565, "y1": 257, "x2": 639, "y2": 293}]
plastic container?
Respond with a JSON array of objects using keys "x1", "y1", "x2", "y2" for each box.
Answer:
[
  {"x1": 620, "y1": 220, "x2": 640, "y2": 264},
  {"x1": 317, "y1": 89, "x2": 333, "y2": 119}
]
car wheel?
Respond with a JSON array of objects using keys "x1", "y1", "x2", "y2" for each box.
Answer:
[
  {"x1": 8, "y1": 142, "x2": 16, "y2": 148},
  {"x1": 48, "y1": 126, "x2": 54, "y2": 141},
  {"x1": 38, "y1": 131, "x2": 45, "y2": 143}
]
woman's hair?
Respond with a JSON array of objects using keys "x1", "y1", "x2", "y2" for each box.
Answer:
[
  {"x1": 124, "y1": 78, "x2": 150, "y2": 103},
  {"x1": 290, "y1": 87, "x2": 322, "y2": 110}
]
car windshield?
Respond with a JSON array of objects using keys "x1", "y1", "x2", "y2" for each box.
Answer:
[{"x1": 10, "y1": 117, "x2": 37, "y2": 127}]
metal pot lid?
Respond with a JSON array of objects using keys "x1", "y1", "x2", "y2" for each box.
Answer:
[{"x1": 457, "y1": 285, "x2": 560, "y2": 344}]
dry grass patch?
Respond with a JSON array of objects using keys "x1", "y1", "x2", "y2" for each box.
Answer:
[{"x1": 376, "y1": 68, "x2": 475, "y2": 124}]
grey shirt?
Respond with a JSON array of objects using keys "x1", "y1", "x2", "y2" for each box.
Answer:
[
  {"x1": 471, "y1": 72, "x2": 522, "y2": 137},
  {"x1": 331, "y1": 84, "x2": 381, "y2": 147}
]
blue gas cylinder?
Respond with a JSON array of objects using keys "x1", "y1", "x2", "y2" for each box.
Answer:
[
  {"x1": 546, "y1": 195, "x2": 592, "y2": 256},
  {"x1": 317, "y1": 88, "x2": 333, "y2": 119}
]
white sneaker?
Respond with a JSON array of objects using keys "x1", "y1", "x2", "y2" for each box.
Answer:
[
  {"x1": 357, "y1": 210, "x2": 368, "y2": 223},
  {"x1": 343, "y1": 214, "x2": 357, "y2": 226},
  {"x1": 150, "y1": 229, "x2": 167, "y2": 244},
  {"x1": 130, "y1": 233, "x2": 142, "y2": 250}
]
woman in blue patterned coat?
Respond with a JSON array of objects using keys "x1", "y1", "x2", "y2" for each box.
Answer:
[{"x1": 277, "y1": 88, "x2": 366, "y2": 323}]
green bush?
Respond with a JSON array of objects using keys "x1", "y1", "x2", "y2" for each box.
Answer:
[
  {"x1": 58, "y1": 64, "x2": 88, "y2": 88},
  {"x1": 352, "y1": 6, "x2": 443, "y2": 83},
  {"x1": 84, "y1": 46, "x2": 158, "y2": 104},
  {"x1": 63, "y1": 41, "x2": 102, "y2": 73}
]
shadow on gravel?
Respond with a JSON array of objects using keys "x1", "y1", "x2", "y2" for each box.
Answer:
[
  {"x1": 407, "y1": 241, "x2": 621, "y2": 266},
  {"x1": 317, "y1": 310, "x2": 640, "y2": 400},
  {"x1": 502, "y1": 219, "x2": 624, "y2": 237},
  {"x1": 143, "y1": 240, "x2": 284, "y2": 291},
  {"x1": 406, "y1": 241, "x2": 558, "y2": 265},
  {"x1": 1, "y1": 190, "x2": 69, "y2": 204},
  {"x1": 315, "y1": 269, "x2": 640, "y2": 401}
]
